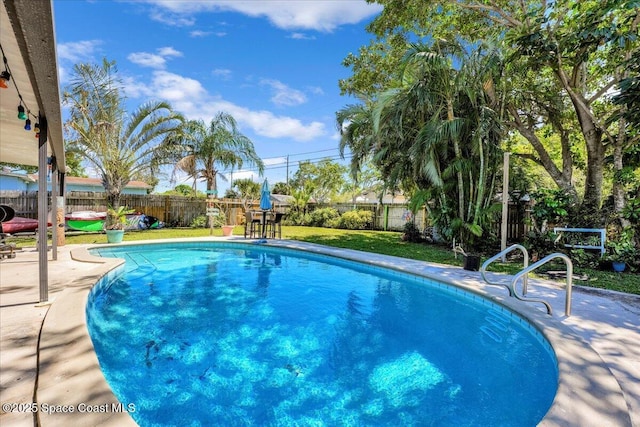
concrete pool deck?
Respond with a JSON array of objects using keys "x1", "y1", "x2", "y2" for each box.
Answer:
[{"x1": 0, "y1": 237, "x2": 638, "y2": 426}]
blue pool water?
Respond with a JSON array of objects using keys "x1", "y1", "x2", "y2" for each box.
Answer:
[{"x1": 87, "y1": 243, "x2": 558, "y2": 426}]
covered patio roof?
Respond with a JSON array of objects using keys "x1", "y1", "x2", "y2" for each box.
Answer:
[
  {"x1": 1, "y1": 0, "x2": 65, "y2": 303},
  {"x1": 0, "y1": 0, "x2": 64, "y2": 170}
]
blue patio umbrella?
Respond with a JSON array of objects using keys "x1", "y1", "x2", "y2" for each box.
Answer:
[
  {"x1": 259, "y1": 179, "x2": 272, "y2": 238},
  {"x1": 260, "y1": 179, "x2": 272, "y2": 211}
]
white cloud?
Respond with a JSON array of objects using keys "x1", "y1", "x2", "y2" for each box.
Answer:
[
  {"x1": 263, "y1": 157, "x2": 287, "y2": 166},
  {"x1": 125, "y1": 70, "x2": 326, "y2": 142},
  {"x1": 239, "y1": 109, "x2": 325, "y2": 141},
  {"x1": 226, "y1": 170, "x2": 260, "y2": 183},
  {"x1": 307, "y1": 86, "x2": 325, "y2": 96},
  {"x1": 57, "y1": 40, "x2": 102, "y2": 63},
  {"x1": 151, "y1": 71, "x2": 208, "y2": 101},
  {"x1": 56, "y1": 40, "x2": 103, "y2": 84},
  {"x1": 289, "y1": 32, "x2": 316, "y2": 40},
  {"x1": 157, "y1": 46, "x2": 183, "y2": 57},
  {"x1": 128, "y1": 47, "x2": 184, "y2": 69},
  {"x1": 212, "y1": 68, "x2": 232, "y2": 80},
  {"x1": 139, "y1": 0, "x2": 382, "y2": 32},
  {"x1": 121, "y1": 75, "x2": 153, "y2": 99},
  {"x1": 198, "y1": 99, "x2": 326, "y2": 142},
  {"x1": 128, "y1": 52, "x2": 167, "y2": 69},
  {"x1": 149, "y1": 9, "x2": 195, "y2": 26},
  {"x1": 260, "y1": 79, "x2": 307, "y2": 107},
  {"x1": 190, "y1": 30, "x2": 212, "y2": 37}
]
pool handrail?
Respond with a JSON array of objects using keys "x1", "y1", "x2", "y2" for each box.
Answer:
[
  {"x1": 509, "y1": 253, "x2": 573, "y2": 317},
  {"x1": 480, "y1": 244, "x2": 529, "y2": 297}
]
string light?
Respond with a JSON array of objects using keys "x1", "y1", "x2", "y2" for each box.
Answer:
[
  {"x1": 17, "y1": 103, "x2": 27, "y2": 120},
  {"x1": 0, "y1": 43, "x2": 37, "y2": 129},
  {"x1": 0, "y1": 71, "x2": 9, "y2": 88},
  {"x1": 0, "y1": 55, "x2": 9, "y2": 89}
]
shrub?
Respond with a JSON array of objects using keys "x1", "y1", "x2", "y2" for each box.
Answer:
[
  {"x1": 530, "y1": 188, "x2": 574, "y2": 232},
  {"x1": 402, "y1": 221, "x2": 423, "y2": 243},
  {"x1": 569, "y1": 248, "x2": 600, "y2": 269},
  {"x1": 284, "y1": 212, "x2": 311, "y2": 226},
  {"x1": 190, "y1": 215, "x2": 208, "y2": 228},
  {"x1": 309, "y1": 207, "x2": 340, "y2": 227},
  {"x1": 336, "y1": 210, "x2": 373, "y2": 230},
  {"x1": 524, "y1": 230, "x2": 560, "y2": 260}
]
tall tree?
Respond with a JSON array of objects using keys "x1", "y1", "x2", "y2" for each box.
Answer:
[
  {"x1": 290, "y1": 159, "x2": 347, "y2": 203},
  {"x1": 63, "y1": 59, "x2": 184, "y2": 209},
  {"x1": 165, "y1": 113, "x2": 264, "y2": 195},
  {"x1": 380, "y1": 44, "x2": 504, "y2": 246},
  {"x1": 233, "y1": 178, "x2": 261, "y2": 211},
  {"x1": 344, "y1": 0, "x2": 639, "y2": 224}
]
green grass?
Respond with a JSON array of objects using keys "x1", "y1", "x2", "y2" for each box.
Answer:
[{"x1": 11, "y1": 225, "x2": 640, "y2": 295}]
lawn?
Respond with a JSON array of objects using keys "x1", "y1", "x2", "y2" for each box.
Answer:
[{"x1": 12, "y1": 225, "x2": 640, "y2": 295}]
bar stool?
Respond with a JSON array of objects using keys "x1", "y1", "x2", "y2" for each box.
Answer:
[
  {"x1": 244, "y1": 211, "x2": 262, "y2": 238},
  {"x1": 269, "y1": 213, "x2": 285, "y2": 239}
]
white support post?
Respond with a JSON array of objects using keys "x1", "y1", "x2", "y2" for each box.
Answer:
[
  {"x1": 37, "y1": 116, "x2": 49, "y2": 303},
  {"x1": 500, "y1": 152, "x2": 510, "y2": 262}
]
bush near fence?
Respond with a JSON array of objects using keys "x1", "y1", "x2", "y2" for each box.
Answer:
[{"x1": 0, "y1": 191, "x2": 530, "y2": 241}]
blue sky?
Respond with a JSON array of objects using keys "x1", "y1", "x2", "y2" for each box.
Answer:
[{"x1": 53, "y1": 0, "x2": 383, "y2": 193}]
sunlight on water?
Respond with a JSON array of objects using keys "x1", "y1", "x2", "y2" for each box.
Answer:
[{"x1": 88, "y1": 243, "x2": 557, "y2": 426}]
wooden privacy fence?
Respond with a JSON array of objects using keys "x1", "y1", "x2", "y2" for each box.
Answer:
[
  {"x1": 0, "y1": 191, "x2": 531, "y2": 240},
  {"x1": 311, "y1": 202, "x2": 531, "y2": 242}
]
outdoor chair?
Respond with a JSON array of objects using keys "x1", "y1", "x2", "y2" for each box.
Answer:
[
  {"x1": 245, "y1": 211, "x2": 273, "y2": 238},
  {"x1": 244, "y1": 211, "x2": 261, "y2": 238},
  {"x1": 269, "y1": 213, "x2": 285, "y2": 239}
]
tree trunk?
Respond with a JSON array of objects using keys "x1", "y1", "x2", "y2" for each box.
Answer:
[
  {"x1": 553, "y1": 62, "x2": 605, "y2": 217},
  {"x1": 507, "y1": 105, "x2": 578, "y2": 199},
  {"x1": 613, "y1": 118, "x2": 630, "y2": 227},
  {"x1": 448, "y1": 99, "x2": 465, "y2": 222},
  {"x1": 570, "y1": 96, "x2": 604, "y2": 215}
]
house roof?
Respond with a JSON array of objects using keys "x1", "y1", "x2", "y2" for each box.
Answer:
[
  {"x1": 0, "y1": 167, "x2": 35, "y2": 182},
  {"x1": 60, "y1": 176, "x2": 152, "y2": 189},
  {"x1": 14, "y1": 174, "x2": 151, "y2": 190}
]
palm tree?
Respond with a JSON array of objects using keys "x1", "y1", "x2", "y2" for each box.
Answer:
[
  {"x1": 165, "y1": 113, "x2": 264, "y2": 195},
  {"x1": 64, "y1": 59, "x2": 184, "y2": 209},
  {"x1": 233, "y1": 178, "x2": 260, "y2": 211},
  {"x1": 340, "y1": 42, "x2": 505, "y2": 248},
  {"x1": 398, "y1": 43, "x2": 505, "y2": 246}
]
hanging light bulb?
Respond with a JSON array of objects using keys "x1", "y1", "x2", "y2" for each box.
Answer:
[
  {"x1": 0, "y1": 53, "x2": 9, "y2": 89},
  {"x1": 34, "y1": 122, "x2": 40, "y2": 133},
  {"x1": 17, "y1": 104, "x2": 27, "y2": 120},
  {"x1": 0, "y1": 71, "x2": 9, "y2": 89},
  {"x1": 24, "y1": 118, "x2": 31, "y2": 130}
]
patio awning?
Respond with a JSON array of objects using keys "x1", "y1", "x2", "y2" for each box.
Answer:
[
  {"x1": 1, "y1": 0, "x2": 65, "y2": 304},
  {"x1": 0, "y1": 0, "x2": 64, "y2": 170}
]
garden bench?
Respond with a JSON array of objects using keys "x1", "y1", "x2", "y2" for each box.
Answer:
[{"x1": 553, "y1": 227, "x2": 606, "y2": 256}]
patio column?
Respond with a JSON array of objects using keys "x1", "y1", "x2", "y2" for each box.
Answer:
[
  {"x1": 37, "y1": 115, "x2": 49, "y2": 303},
  {"x1": 500, "y1": 152, "x2": 510, "y2": 262}
]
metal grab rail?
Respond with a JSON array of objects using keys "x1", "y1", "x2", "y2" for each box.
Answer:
[
  {"x1": 509, "y1": 253, "x2": 573, "y2": 317},
  {"x1": 480, "y1": 244, "x2": 529, "y2": 297}
]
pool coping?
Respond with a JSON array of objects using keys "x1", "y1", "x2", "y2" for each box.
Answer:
[{"x1": 36, "y1": 237, "x2": 634, "y2": 427}]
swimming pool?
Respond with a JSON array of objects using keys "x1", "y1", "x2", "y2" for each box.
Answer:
[{"x1": 87, "y1": 242, "x2": 558, "y2": 426}]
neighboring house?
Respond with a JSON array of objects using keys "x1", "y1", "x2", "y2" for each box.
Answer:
[
  {"x1": 355, "y1": 190, "x2": 407, "y2": 204},
  {"x1": 0, "y1": 169, "x2": 36, "y2": 191},
  {"x1": 0, "y1": 170, "x2": 151, "y2": 194},
  {"x1": 270, "y1": 194, "x2": 295, "y2": 206},
  {"x1": 49, "y1": 176, "x2": 152, "y2": 195}
]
